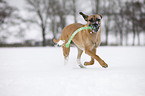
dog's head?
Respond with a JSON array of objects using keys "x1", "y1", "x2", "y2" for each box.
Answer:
[{"x1": 79, "y1": 12, "x2": 102, "y2": 32}]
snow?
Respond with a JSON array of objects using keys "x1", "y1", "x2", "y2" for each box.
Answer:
[{"x1": 0, "y1": 46, "x2": 145, "y2": 96}]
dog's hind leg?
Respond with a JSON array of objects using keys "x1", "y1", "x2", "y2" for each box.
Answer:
[
  {"x1": 62, "y1": 46, "x2": 70, "y2": 65},
  {"x1": 77, "y1": 48, "x2": 85, "y2": 68}
]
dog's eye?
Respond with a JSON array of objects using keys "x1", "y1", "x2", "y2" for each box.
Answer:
[
  {"x1": 89, "y1": 18, "x2": 93, "y2": 22},
  {"x1": 97, "y1": 18, "x2": 101, "y2": 22}
]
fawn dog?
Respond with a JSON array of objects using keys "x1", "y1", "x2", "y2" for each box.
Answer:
[{"x1": 53, "y1": 12, "x2": 108, "y2": 68}]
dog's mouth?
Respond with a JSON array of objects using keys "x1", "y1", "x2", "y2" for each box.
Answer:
[{"x1": 89, "y1": 24, "x2": 100, "y2": 33}]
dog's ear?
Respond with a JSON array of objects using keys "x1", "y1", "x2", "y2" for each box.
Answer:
[
  {"x1": 79, "y1": 12, "x2": 88, "y2": 21},
  {"x1": 99, "y1": 14, "x2": 102, "y2": 19}
]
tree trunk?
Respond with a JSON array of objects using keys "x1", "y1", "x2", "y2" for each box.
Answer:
[
  {"x1": 125, "y1": 20, "x2": 129, "y2": 46},
  {"x1": 144, "y1": 32, "x2": 145, "y2": 46},
  {"x1": 51, "y1": 16, "x2": 56, "y2": 39},
  {"x1": 37, "y1": 9, "x2": 46, "y2": 46},
  {"x1": 125, "y1": 28, "x2": 128, "y2": 46},
  {"x1": 132, "y1": 0, "x2": 135, "y2": 46},
  {"x1": 136, "y1": 27, "x2": 140, "y2": 46},
  {"x1": 119, "y1": 30, "x2": 123, "y2": 46},
  {"x1": 105, "y1": 26, "x2": 109, "y2": 45},
  {"x1": 60, "y1": 15, "x2": 66, "y2": 30},
  {"x1": 137, "y1": 32, "x2": 140, "y2": 46},
  {"x1": 72, "y1": 0, "x2": 77, "y2": 23},
  {"x1": 41, "y1": 24, "x2": 46, "y2": 46},
  {"x1": 95, "y1": 0, "x2": 100, "y2": 12},
  {"x1": 132, "y1": 24, "x2": 135, "y2": 46}
]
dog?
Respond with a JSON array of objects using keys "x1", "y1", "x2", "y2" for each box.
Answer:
[{"x1": 53, "y1": 12, "x2": 108, "y2": 68}]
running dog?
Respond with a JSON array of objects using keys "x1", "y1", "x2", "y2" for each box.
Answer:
[{"x1": 53, "y1": 12, "x2": 108, "y2": 68}]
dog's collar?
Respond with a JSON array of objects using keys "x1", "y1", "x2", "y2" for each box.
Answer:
[{"x1": 65, "y1": 26, "x2": 93, "y2": 48}]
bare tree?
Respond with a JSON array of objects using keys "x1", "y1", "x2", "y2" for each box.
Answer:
[
  {"x1": 0, "y1": 0, "x2": 24, "y2": 44},
  {"x1": 72, "y1": 0, "x2": 77, "y2": 23},
  {"x1": 58, "y1": 0, "x2": 66, "y2": 30},
  {"x1": 103, "y1": 0, "x2": 112, "y2": 45},
  {"x1": 26, "y1": 0, "x2": 50, "y2": 46},
  {"x1": 25, "y1": 0, "x2": 72, "y2": 46},
  {"x1": 122, "y1": 1, "x2": 145, "y2": 46},
  {"x1": 143, "y1": 1, "x2": 145, "y2": 45},
  {"x1": 49, "y1": 0, "x2": 73, "y2": 39},
  {"x1": 91, "y1": 0, "x2": 100, "y2": 13},
  {"x1": 114, "y1": 0, "x2": 125, "y2": 46},
  {"x1": 49, "y1": 0, "x2": 62, "y2": 39},
  {"x1": 0, "y1": 0, "x2": 12, "y2": 24}
]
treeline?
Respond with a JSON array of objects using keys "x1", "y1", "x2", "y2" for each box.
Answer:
[
  {"x1": 0, "y1": 0, "x2": 145, "y2": 46},
  {"x1": 99, "y1": 0, "x2": 145, "y2": 46}
]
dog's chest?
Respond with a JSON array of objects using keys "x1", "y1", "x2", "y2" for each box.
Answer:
[
  {"x1": 72, "y1": 29, "x2": 101, "y2": 50},
  {"x1": 77, "y1": 31, "x2": 101, "y2": 50},
  {"x1": 89, "y1": 31, "x2": 101, "y2": 47}
]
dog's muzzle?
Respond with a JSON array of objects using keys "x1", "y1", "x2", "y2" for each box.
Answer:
[{"x1": 90, "y1": 23, "x2": 100, "y2": 33}]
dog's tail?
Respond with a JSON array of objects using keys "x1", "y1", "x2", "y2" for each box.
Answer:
[
  {"x1": 53, "y1": 38, "x2": 60, "y2": 43},
  {"x1": 53, "y1": 38, "x2": 65, "y2": 46}
]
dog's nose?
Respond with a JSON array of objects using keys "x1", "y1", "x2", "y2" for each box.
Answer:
[{"x1": 94, "y1": 23, "x2": 98, "y2": 26}]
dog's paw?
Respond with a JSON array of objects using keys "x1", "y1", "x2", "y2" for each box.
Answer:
[
  {"x1": 79, "y1": 64, "x2": 86, "y2": 68},
  {"x1": 84, "y1": 62, "x2": 94, "y2": 66},
  {"x1": 102, "y1": 64, "x2": 108, "y2": 68},
  {"x1": 101, "y1": 61, "x2": 108, "y2": 68}
]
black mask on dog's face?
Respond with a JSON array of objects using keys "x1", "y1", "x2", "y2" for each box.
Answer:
[
  {"x1": 79, "y1": 12, "x2": 102, "y2": 33},
  {"x1": 88, "y1": 17, "x2": 101, "y2": 32}
]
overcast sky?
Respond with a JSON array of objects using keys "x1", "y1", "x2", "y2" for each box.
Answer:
[
  {"x1": 5, "y1": 0, "x2": 96, "y2": 43},
  {"x1": 5, "y1": 0, "x2": 99, "y2": 43},
  {"x1": 7, "y1": 0, "x2": 25, "y2": 10}
]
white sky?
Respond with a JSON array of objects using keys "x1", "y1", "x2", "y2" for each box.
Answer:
[
  {"x1": 6, "y1": 0, "x2": 144, "y2": 45},
  {"x1": 7, "y1": 0, "x2": 25, "y2": 10},
  {"x1": 6, "y1": 0, "x2": 92, "y2": 43},
  {"x1": 6, "y1": 0, "x2": 43, "y2": 43}
]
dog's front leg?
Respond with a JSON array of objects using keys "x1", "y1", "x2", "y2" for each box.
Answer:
[
  {"x1": 84, "y1": 48, "x2": 95, "y2": 66},
  {"x1": 85, "y1": 48, "x2": 108, "y2": 68}
]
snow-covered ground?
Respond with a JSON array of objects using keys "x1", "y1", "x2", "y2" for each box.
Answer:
[{"x1": 0, "y1": 47, "x2": 145, "y2": 96}]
